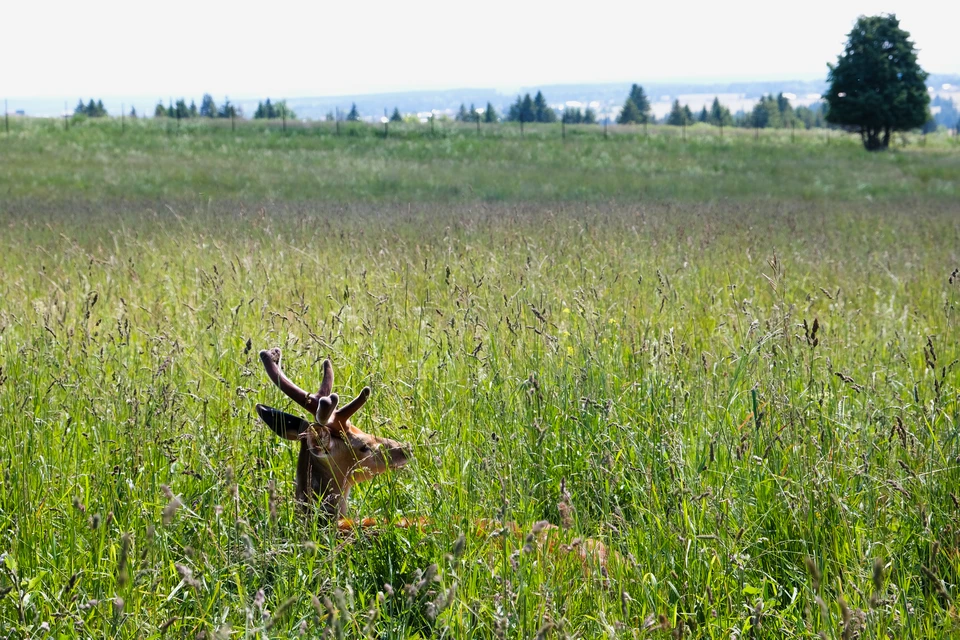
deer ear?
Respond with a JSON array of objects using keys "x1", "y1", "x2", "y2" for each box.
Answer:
[{"x1": 256, "y1": 404, "x2": 309, "y2": 441}]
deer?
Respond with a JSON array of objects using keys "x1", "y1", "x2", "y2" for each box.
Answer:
[{"x1": 254, "y1": 347, "x2": 613, "y2": 570}]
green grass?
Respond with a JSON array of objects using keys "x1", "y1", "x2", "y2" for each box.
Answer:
[
  {"x1": 1, "y1": 117, "x2": 958, "y2": 203},
  {"x1": 0, "y1": 123, "x2": 959, "y2": 638}
]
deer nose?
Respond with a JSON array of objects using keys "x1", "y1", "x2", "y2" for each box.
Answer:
[{"x1": 386, "y1": 440, "x2": 411, "y2": 467}]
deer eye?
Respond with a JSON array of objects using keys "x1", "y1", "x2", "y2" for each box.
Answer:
[{"x1": 358, "y1": 444, "x2": 371, "y2": 454}]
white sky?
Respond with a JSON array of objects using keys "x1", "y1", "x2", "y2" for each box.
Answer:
[{"x1": 3, "y1": 0, "x2": 956, "y2": 99}]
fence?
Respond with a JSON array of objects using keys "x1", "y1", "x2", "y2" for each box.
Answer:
[{"x1": 3, "y1": 104, "x2": 960, "y2": 149}]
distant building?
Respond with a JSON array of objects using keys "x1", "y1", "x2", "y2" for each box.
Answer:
[{"x1": 15, "y1": 110, "x2": 26, "y2": 116}]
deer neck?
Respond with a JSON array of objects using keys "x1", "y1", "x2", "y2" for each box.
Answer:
[{"x1": 295, "y1": 443, "x2": 352, "y2": 518}]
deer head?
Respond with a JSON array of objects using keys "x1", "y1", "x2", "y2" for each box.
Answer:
[{"x1": 255, "y1": 348, "x2": 410, "y2": 518}]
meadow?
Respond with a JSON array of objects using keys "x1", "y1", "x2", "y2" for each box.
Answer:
[{"x1": 0, "y1": 119, "x2": 959, "y2": 638}]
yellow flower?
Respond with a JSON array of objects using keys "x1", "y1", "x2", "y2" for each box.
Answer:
[
  {"x1": 567, "y1": 346, "x2": 574, "y2": 355},
  {"x1": 562, "y1": 308, "x2": 571, "y2": 314}
]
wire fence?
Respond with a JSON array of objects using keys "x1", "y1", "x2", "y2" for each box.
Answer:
[{"x1": 3, "y1": 106, "x2": 960, "y2": 150}]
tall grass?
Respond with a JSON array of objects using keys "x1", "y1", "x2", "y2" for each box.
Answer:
[{"x1": 0, "y1": 198, "x2": 958, "y2": 637}]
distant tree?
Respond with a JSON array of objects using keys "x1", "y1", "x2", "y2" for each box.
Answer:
[
  {"x1": 776, "y1": 93, "x2": 794, "y2": 127},
  {"x1": 173, "y1": 99, "x2": 189, "y2": 119},
  {"x1": 619, "y1": 84, "x2": 651, "y2": 124},
  {"x1": 563, "y1": 107, "x2": 582, "y2": 124},
  {"x1": 218, "y1": 98, "x2": 238, "y2": 119},
  {"x1": 390, "y1": 107, "x2": 403, "y2": 122},
  {"x1": 532, "y1": 91, "x2": 556, "y2": 122},
  {"x1": 582, "y1": 107, "x2": 598, "y2": 124},
  {"x1": 709, "y1": 97, "x2": 733, "y2": 127},
  {"x1": 617, "y1": 99, "x2": 643, "y2": 125},
  {"x1": 129, "y1": 106, "x2": 138, "y2": 119},
  {"x1": 74, "y1": 100, "x2": 86, "y2": 115},
  {"x1": 508, "y1": 94, "x2": 537, "y2": 124},
  {"x1": 794, "y1": 104, "x2": 825, "y2": 129},
  {"x1": 86, "y1": 99, "x2": 97, "y2": 117},
  {"x1": 200, "y1": 94, "x2": 217, "y2": 118},
  {"x1": 274, "y1": 100, "x2": 295, "y2": 120},
  {"x1": 683, "y1": 105, "x2": 694, "y2": 124},
  {"x1": 346, "y1": 103, "x2": 360, "y2": 121},
  {"x1": 188, "y1": 100, "x2": 198, "y2": 118},
  {"x1": 666, "y1": 100, "x2": 690, "y2": 126},
  {"x1": 325, "y1": 111, "x2": 335, "y2": 122},
  {"x1": 484, "y1": 102, "x2": 498, "y2": 123},
  {"x1": 750, "y1": 95, "x2": 784, "y2": 129},
  {"x1": 825, "y1": 14, "x2": 929, "y2": 150},
  {"x1": 456, "y1": 103, "x2": 470, "y2": 122},
  {"x1": 698, "y1": 107, "x2": 709, "y2": 123},
  {"x1": 154, "y1": 101, "x2": 167, "y2": 118}
]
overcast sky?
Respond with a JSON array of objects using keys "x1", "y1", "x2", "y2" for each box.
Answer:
[{"x1": 4, "y1": 0, "x2": 956, "y2": 99}]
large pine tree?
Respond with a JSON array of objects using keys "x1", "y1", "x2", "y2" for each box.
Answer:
[{"x1": 825, "y1": 14, "x2": 929, "y2": 150}]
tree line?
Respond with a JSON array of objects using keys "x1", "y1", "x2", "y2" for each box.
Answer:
[
  {"x1": 58, "y1": 17, "x2": 949, "y2": 154},
  {"x1": 154, "y1": 95, "x2": 239, "y2": 119}
]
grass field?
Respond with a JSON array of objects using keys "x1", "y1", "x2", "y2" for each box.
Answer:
[{"x1": 0, "y1": 121, "x2": 959, "y2": 638}]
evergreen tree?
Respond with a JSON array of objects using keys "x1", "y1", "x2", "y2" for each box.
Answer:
[
  {"x1": 173, "y1": 99, "x2": 189, "y2": 119},
  {"x1": 154, "y1": 101, "x2": 167, "y2": 118},
  {"x1": 709, "y1": 97, "x2": 733, "y2": 127},
  {"x1": 456, "y1": 103, "x2": 470, "y2": 122},
  {"x1": 218, "y1": 98, "x2": 237, "y2": 119},
  {"x1": 74, "y1": 99, "x2": 86, "y2": 115},
  {"x1": 750, "y1": 95, "x2": 783, "y2": 129},
  {"x1": 627, "y1": 84, "x2": 651, "y2": 122},
  {"x1": 776, "y1": 93, "x2": 794, "y2": 127},
  {"x1": 825, "y1": 14, "x2": 929, "y2": 150},
  {"x1": 346, "y1": 103, "x2": 360, "y2": 121},
  {"x1": 582, "y1": 107, "x2": 598, "y2": 124},
  {"x1": 562, "y1": 107, "x2": 582, "y2": 124},
  {"x1": 666, "y1": 100, "x2": 689, "y2": 126},
  {"x1": 618, "y1": 84, "x2": 650, "y2": 123},
  {"x1": 325, "y1": 111, "x2": 335, "y2": 122},
  {"x1": 617, "y1": 99, "x2": 643, "y2": 125},
  {"x1": 532, "y1": 91, "x2": 556, "y2": 122},
  {"x1": 86, "y1": 99, "x2": 97, "y2": 117},
  {"x1": 188, "y1": 100, "x2": 198, "y2": 118},
  {"x1": 200, "y1": 94, "x2": 217, "y2": 118},
  {"x1": 683, "y1": 105, "x2": 694, "y2": 124},
  {"x1": 129, "y1": 106, "x2": 138, "y2": 119},
  {"x1": 390, "y1": 107, "x2": 403, "y2": 122},
  {"x1": 484, "y1": 102, "x2": 498, "y2": 123},
  {"x1": 507, "y1": 96, "x2": 522, "y2": 121},
  {"x1": 698, "y1": 107, "x2": 709, "y2": 123}
]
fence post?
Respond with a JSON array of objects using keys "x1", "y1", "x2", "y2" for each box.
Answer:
[
  {"x1": 4, "y1": 99, "x2": 8, "y2": 135},
  {"x1": 604, "y1": 117, "x2": 608, "y2": 139},
  {"x1": 335, "y1": 107, "x2": 340, "y2": 136},
  {"x1": 121, "y1": 102, "x2": 125, "y2": 134},
  {"x1": 64, "y1": 101, "x2": 69, "y2": 131},
  {"x1": 476, "y1": 112, "x2": 480, "y2": 135},
  {"x1": 431, "y1": 114, "x2": 435, "y2": 136},
  {"x1": 562, "y1": 117, "x2": 566, "y2": 140},
  {"x1": 231, "y1": 110, "x2": 235, "y2": 132},
  {"x1": 520, "y1": 117, "x2": 524, "y2": 137},
  {"x1": 282, "y1": 103, "x2": 286, "y2": 133},
  {"x1": 791, "y1": 120, "x2": 795, "y2": 143}
]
